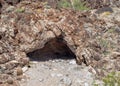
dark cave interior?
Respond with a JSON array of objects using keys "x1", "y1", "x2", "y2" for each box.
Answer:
[{"x1": 27, "y1": 37, "x2": 76, "y2": 61}]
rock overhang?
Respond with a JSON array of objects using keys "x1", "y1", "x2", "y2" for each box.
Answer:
[{"x1": 0, "y1": 0, "x2": 120, "y2": 85}]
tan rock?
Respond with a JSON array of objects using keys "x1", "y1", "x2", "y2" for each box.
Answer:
[
  {"x1": 19, "y1": 58, "x2": 29, "y2": 66},
  {"x1": 16, "y1": 67, "x2": 23, "y2": 76},
  {"x1": 0, "y1": 55, "x2": 9, "y2": 64},
  {"x1": 0, "y1": 1, "x2": 120, "y2": 85},
  {"x1": 111, "y1": 52, "x2": 120, "y2": 59},
  {"x1": 7, "y1": 78, "x2": 13, "y2": 84}
]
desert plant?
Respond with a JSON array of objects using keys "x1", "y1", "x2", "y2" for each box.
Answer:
[
  {"x1": 16, "y1": 7, "x2": 25, "y2": 13},
  {"x1": 71, "y1": 0, "x2": 89, "y2": 11},
  {"x1": 93, "y1": 72, "x2": 120, "y2": 86},
  {"x1": 99, "y1": 38, "x2": 109, "y2": 49},
  {"x1": 102, "y1": 72, "x2": 120, "y2": 86},
  {"x1": 58, "y1": 0, "x2": 89, "y2": 11},
  {"x1": 58, "y1": 0, "x2": 72, "y2": 9}
]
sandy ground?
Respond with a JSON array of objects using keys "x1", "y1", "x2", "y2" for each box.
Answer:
[{"x1": 20, "y1": 59, "x2": 95, "y2": 86}]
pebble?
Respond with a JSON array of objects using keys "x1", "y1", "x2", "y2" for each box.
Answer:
[
  {"x1": 0, "y1": 56, "x2": 9, "y2": 64},
  {"x1": 39, "y1": 79, "x2": 44, "y2": 82},
  {"x1": 22, "y1": 66, "x2": 28, "y2": 73},
  {"x1": 5, "y1": 6, "x2": 15, "y2": 12},
  {"x1": 30, "y1": 61, "x2": 38, "y2": 64},
  {"x1": 88, "y1": 66, "x2": 96, "y2": 74},
  {"x1": 54, "y1": 59, "x2": 61, "y2": 62},
  {"x1": 50, "y1": 73, "x2": 56, "y2": 77},
  {"x1": 69, "y1": 60, "x2": 76, "y2": 65},
  {"x1": 51, "y1": 73, "x2": 63, "y2": 77},
  {"x1": 84, "y1": 83, "x2": 89, "y2": 86},
  {"x1": 56, "y1": 74, "x2": 63, "y2": 77},
  {"x1": 111, "y1": 52, "x2": 120, "y2": 59},
  {"x1": 60, "y1": 76, "x2": 72, "y2": 86},
  {"x1": 52, "y1": 68, "x2": 57, "y2": 71},
  {"x1": 20, "y1": 58, "x2": 29, "y2": 66},
  {"x1": 18, "y1": 59, "x2": 96, "y2": 86},
  {"x1": 7, "y1": 78, "x2": 13, "y2": 84},
  {"x1": 16, "y1": 67, "x2": 23, "y2": 76},
  {"x1": 16, "y1": 75, "x2": 23, "y2": 81}
]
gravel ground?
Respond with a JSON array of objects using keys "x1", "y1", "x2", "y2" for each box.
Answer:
[{"x1": 20, "y1": 59, "x2": 95, "y2": 86}]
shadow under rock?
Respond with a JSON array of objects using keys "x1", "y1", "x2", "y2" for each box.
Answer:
[{"x1": 27, "y1": 37, "x2": 76, "y2": 62}]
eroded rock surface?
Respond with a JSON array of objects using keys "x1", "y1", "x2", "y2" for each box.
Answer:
[
  {"x1": 0, "y1": 1, "x2": 89, "y2": 85},
  {"x1": 0, "y1": 0, "x2": 120, "y2": 85}
]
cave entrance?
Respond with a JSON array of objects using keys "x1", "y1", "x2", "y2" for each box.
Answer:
[{"x1": 27, "y1": 37, "x2": 76, "y2": 62}]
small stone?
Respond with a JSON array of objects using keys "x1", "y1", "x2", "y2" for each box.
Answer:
[
  {"x1": 7, "y1": 78, "x2": 13, "y2": 84},
  {"x1": 69, "y1": 60, "x2": 76, "y2": 65},
  {"x1": 20, "y1": 58, "x2": 29, "y2": 66},
  {"x1": 22, "y1": 66, "x2": 28, "y2": 73},
  {"x1": 111, "y1": 52, "x2": 120, "y2": 59},
  {"x1": 51, "y1": 73, "x2": 56, "y2": 77},
  {"x1": 56, "y1": 74, "x2": 63, "y2": 77},
  {"x1": 0, "y1": 66, "x2": 6, "y2": 73},
  {"x1": 16, "y1": 75, "x2": 23, "y2": 81},
  {"x1": 60, "y1": 76, "x2": 72, "y2": 86},
  {"x1": 84, "y1": 83, "x2": 89, "y2": 86},
  {"x1": 54, "y1": 59, "x2": 61, "y2": 62},
  {"x1": 16, "y1": 67, "x2": 23, "y2": 76},
  {"x1": 88, "y1": 66, "x2": 96, "y2": 74},
  {"x1": 5, "y1": 6, "x2": 15, "y2": 12},
  {"x1": 6, "y1": 60, "x2": 19, "y2": 70},
  {"x1": 39, "y1": 79, "x2": 44, "y2": 82},
  {"x1": 52, "y1": 68, "x2": 57, "y2": 71},
  {"x1": 95, "y1": 7, "x2": 113, "y2": 14},
  {"x1": 0, "y1": 56, "x2": 9, "y2": 64}
]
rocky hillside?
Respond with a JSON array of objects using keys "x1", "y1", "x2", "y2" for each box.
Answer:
[{"x1": 0, "y1": 0, "x2": 120, "y2": 86}]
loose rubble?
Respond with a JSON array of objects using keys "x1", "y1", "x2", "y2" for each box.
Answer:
[
  {"x1": 0, "y1": 0, "x2": 120, "y2": 86},
  {"x1": 20, "y1": 59, "x2": 95, "y2": 86}
]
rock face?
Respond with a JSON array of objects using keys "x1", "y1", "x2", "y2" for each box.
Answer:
[
  {"x1": 0, "y1": 1, "x2": 90, "y2": 66},
  {"x1": 82, "y1": 0, "x2": 120, "y2": 9},
  {"x1": 0, "y1": 1, "x2": 89, "y2": 85},
  {"x1": 5, "y1": 0, "x2": 21, "y2": 5},
  {"x1": 39, "y1": 0, "x2": 120, "y2": 9},
  {"x1": 0, "y1": 0, "x2": 120, "y2": 85}
]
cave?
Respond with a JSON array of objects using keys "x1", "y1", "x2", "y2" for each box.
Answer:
[{"x1": 27, "y1": 37, "x2": 76, "y2": 61}]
